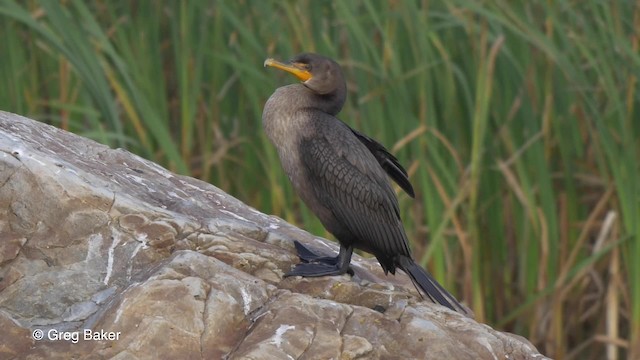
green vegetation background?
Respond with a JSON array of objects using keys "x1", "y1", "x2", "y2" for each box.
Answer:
[{"x1": 1, "y1": 1, "x2": 638, "y2": 359}]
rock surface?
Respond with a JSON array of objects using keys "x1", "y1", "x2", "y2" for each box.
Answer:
[{"x1": 0, "y1": 111, "x2": 549, "y2": 359}]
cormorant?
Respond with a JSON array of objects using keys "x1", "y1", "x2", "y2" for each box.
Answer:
[{"x1": 262, "y1": 53, "x2": 465, "y2": 313}]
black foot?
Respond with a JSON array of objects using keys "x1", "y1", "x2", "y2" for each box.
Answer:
[
  {"x1": 293, "y1": 240, "x2": 339, "y2": 265},
  {"x1": 287, "y1": 241, "x2": 355, "y2": 277},
  {"x1": 285, "y1": 262, "x2": 352, "y2": 277}
]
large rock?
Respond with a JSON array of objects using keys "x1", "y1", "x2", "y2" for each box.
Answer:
[{"x1": 0, "y1": 111, "x2": 548, "y2": 359}]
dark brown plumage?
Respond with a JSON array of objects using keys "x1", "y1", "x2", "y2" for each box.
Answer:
[{"x1": 262, "y1": 53, "x2": 464, "y2": 312}]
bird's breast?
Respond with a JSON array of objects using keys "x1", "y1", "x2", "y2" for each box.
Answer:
[{"x1": 262, "y1": 89, "x2": 313, "y2": 192}]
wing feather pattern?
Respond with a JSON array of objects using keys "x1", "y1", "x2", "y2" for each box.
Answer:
[
  {"x1": 299, "y1": 120, "x2": 412, "y2": 269},
  {"x1": 350, "y1": 128, "x2": 415, "y2": 198}
]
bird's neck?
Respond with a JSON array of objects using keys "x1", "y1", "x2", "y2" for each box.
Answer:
[{"x1": 310, "y1": 83, "x2": 346, "y2": 116}]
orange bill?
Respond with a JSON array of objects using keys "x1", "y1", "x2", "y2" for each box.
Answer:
[{"x1": 264, "y1": 58, "x2": 312, "y2": 82}]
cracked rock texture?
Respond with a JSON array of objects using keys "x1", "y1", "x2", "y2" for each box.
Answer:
[{"x1": 0, "y1": 111, "x2": 549, "y2": 359}]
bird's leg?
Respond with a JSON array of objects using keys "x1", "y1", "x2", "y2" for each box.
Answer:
[{"x1": 285, "y1": 242, "x2": 354, "y2": 277}]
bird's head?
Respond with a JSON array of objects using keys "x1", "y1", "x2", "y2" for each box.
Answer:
[{"x1": 264, "y1": 53, "x2": 345, "y2": 96}]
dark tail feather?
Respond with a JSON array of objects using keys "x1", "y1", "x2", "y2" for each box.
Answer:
[{"x1": 398, "y1": 256, "x2": 466, "y2": 313}]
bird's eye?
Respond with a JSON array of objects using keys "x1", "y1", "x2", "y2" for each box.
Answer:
[{"x1": 294, "y1": 62, "x2": 311, "y2": 71}]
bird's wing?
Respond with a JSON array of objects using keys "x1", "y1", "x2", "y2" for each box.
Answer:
[
  {"x1": 349, "y1": 128, "x2": 415, "y2": 198},
  {"x1": 300, "y1": 120, "x2": 412, "y2": 262}
]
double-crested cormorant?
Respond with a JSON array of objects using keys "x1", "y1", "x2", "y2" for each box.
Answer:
[{"x1": 263, "y1": 53, "x2": 464, "y2": 312}]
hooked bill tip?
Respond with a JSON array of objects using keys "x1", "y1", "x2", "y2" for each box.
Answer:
[{"x1": 264, "y1": 58, "x2": 275, "y2": 67}]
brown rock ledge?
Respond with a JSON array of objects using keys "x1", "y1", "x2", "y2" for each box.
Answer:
[{"x1": 0, "y1": 111, "x2": 549, "y2": 359}]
